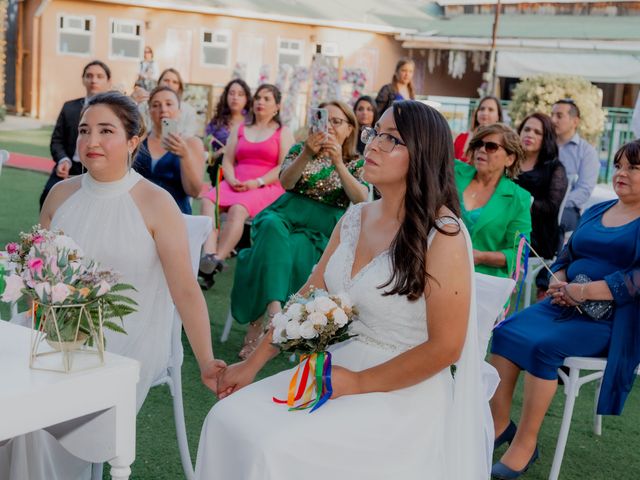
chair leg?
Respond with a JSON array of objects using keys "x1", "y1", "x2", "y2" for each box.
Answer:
[
  {"x1": 220, "y1": 309, "x2": 233, "y2": 343},
  {"x1": 169, "y1": 367, "x2": 195, "y2": 480},
  {"x1": 91, "y1": 462, "x2": 103, "y2": 480},
  {"x1": 593, "y1": 378, "x2": 603, "y2": 436},
  {"x1": 549, "y1": 367, "x2": 580, "y2": 480}
]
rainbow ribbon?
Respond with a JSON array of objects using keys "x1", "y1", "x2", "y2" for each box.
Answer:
[
  {"x1": 495, "y1": 233, "x2": 530, "y2": 330},
  {"x1": 273, "y1": 351, "x2": 333, "y2": 413}
]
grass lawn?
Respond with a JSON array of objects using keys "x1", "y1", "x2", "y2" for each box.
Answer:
[
  {"x1": 1, "y1": 163, "x2": 639, "y2": 479},
  {"x1": 0, "y1": 127, "x2": 53, "y2": 158}
]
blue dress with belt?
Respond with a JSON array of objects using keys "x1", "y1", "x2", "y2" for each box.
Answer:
[
  {"x1": 133, "y1": 139, "x2": 192, "y2": 214},
  {"x1": 492, "y1": 200, "x2": 640, "y2": 415}
]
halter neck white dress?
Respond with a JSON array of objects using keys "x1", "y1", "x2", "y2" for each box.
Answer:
[
  {"x1": 0, "y1": 171, "x2": 175, "y2": 480},
  {"x1": 51, "y1": 170, "x2": 174, "y2": 410},
  {"x1": 195, "y1": 203, "x2": 494, "y2": 479}
]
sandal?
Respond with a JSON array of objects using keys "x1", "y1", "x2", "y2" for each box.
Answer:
[
  {"x1": 199, "y1": 253, "x2": 224, "y2": 276},
  {"x1": 238, "y1": 313, "x2": 274, "y2": 360}
]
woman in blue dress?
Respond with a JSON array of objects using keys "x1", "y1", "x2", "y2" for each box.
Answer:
[
  {"x1": 134, "y1": 86, "x2": 204, "y2": 214},
  {"x1": 489, "y1": 140, "x2": 640, "y2": 479}
]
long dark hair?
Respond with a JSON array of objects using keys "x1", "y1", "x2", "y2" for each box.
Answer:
[
  {"x1": 517, "y1": 112, "x2": 558, "y2": 166},
  {"x1": 210, "y1": 78, "x2": 252, "y2": 129},
  {"x1": 380, "y1": 100, "x2": 461, "y2": 301},
  {"x1": 353, "y1": 95, "x2": 378, "y2": 128},
  {"x1": 470, "y1": 95, "x2": 503, "y2": 130},
  {"x1": 248, "y1": 84, "x2": 282, "y2": 127}
]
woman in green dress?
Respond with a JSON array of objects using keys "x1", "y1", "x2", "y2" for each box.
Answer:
[{"x1": 231, "y1": 100, "x2": 369, "y2": 358}]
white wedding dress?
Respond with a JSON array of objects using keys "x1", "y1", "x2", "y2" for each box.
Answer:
[
  {"x1": 195, "y1": 203, "x2": 494, "y2": 480},
  {"x1": 0, "y1": 171, "x2": 174, "y2": 479}
]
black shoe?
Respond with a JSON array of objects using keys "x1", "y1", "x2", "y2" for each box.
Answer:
[
  {"x1": 199, "y1": 253, "x2": 224, "y2": 276},
  {"x1": 494, "y1": 420, "x2": 517, "y2": 450},
  {"x1": 198, "y1": 271, "x2": 216, "y2": 291}
]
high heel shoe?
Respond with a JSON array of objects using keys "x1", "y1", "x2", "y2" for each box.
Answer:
[
  {"x1": 494, "y1": 420, "x2": 517, "y2": 449},
  {"x1": 198, "y1": 254, "x2": 225, "y2": 291},
  {"x1": 491, "y1": 446, "x2": 539, "y2": 479}
]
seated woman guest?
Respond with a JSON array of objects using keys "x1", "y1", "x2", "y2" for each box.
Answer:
[
  {"x1": 0, "y1": 92, "x2": 225, "y2": 480},
  {"x1": 516, "y1": 113, "x2": 568, "y2": 295},
  {"x1": 198, "y1": 84, "x2": 294, "y2": 287},
  {"x1": 455, "y1": 123, "x2": 532, "y2": 278},
  {"x1": 489, "y1": 140, "x2": 640, "y2": 479},
  {"x1": 230, "y1": 100, "x2": 368, "y2": 359},
  {"x1": 454, "y1": 96, "x2": 503, "y2": 164},
  {"x1": 195, "y1": 100, "x2": 495, "y2": 480},
  {"x1": 375, "y1": 58, "x2": 415, "y2": 116},
  {"x1": 133, "y1": 67, "x2": 200, "y2": 137},
  {"x1": 203, "y1": 78, "x2": 251, "y2": 184},
  {"x1": 133, "y1": 86, "x2": 204, "y2": 214},
  {"x1": 353, "y1": 95, "x2": 378, "y2": 154}
]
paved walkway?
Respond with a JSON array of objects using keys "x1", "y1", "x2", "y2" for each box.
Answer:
[
  {"x1": 5, "y1": 152, "x2": 53, "y2": 173},
  {"x1": 0, "y1": 114, "x2": 50, "y2": 131}
]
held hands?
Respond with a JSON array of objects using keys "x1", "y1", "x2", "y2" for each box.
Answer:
[
  {"x1": 548, "y1": 281, "x2": 585, "y2": 307},
  {"x1": 227, "y1": 178, "x2": 261, "y2": 191},
  {"x1": 200, "y1": 358, "x2": 228, "y2": 396},
  {"x1": 216, "y1": 361, "x2": 259, "y2": 399}
]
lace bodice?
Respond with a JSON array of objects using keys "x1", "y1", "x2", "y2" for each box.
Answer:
[{"x1": 324, "y1": 203, "x2": 452, "y2": 351}]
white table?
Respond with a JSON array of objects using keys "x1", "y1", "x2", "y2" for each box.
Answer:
[{"x1": 0, "y1": 321, "x2": 140, "y2": 479}]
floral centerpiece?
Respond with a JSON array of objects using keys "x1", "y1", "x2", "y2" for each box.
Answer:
[
  {"x1": 508, "y1": 74, "x2": 605, "y2": 144},
  {"x1": 1, "y1": 226, "x2": 137, "y2": 372},
  {"x1": 271, "y1": 288, "x2": 357, "y2": 412}
]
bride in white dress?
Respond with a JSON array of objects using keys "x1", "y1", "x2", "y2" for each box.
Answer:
[
  {"x1": 0, "y1": 92, "x2": 226, "y2": 480},
  {"x1": 195, "y1": 101, "x2": 495, "y2": 479}
]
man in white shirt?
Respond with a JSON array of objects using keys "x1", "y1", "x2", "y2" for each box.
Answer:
[
  {"x1": 39, "y1": 60, "x2": 112, "y2": 208},
  {"x1": 551, "y1": 99, "x2": 600, "y2": 235}
]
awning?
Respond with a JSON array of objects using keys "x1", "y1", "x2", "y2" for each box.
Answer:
[{"x1": 496, "y1": 51, "x2": 640, "y2": 84}]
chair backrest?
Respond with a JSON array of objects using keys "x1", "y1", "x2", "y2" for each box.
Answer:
[
  {"x1": 558, "y1": 174, "x2": 579, "y2": 225},
  {"x1": 474, "y1": 272, "x2": 516, "y2": 356},
  {"x1": 0, "y1": 150, "x2": 9, "y2": 176},
  {"x1": 168, "y1": 214, "x2": 213, "y2": 367}
]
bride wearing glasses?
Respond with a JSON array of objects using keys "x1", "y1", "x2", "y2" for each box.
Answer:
[
  {"x1": 195, "y1": 101, "x2": 495, "y2": 479},
  {"x1": 229, "y1": 100, "x2": 368, "y2": 359},
  {"x1": 454, "y1": 123, "x2": 532, "y2": 279}
]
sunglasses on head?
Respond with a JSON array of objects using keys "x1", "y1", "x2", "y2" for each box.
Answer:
[{"x1": 470, "y1": 139, "x2": 507, "y2": 154}]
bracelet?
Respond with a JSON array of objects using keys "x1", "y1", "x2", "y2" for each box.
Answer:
[
  {"x1": 257, "y1": 177, "x2": 265, "y2": 188},
  {"x1": 580, "y1": 282, "x2": 588, "y2": 303},
  {"x1": 563, "y1": 285, "x2": 584, "y2": 305}
]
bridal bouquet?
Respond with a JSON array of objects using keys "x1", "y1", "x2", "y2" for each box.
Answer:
[
  {"x1": 271, "y1": 288, "x2": 357, "y2": 412},
  {"x1": 2, "y1": 226, "x2": 137, "y2": 346}
]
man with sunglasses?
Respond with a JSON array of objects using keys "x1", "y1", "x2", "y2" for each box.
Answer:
[{"x1": 551, "y1": 99, "x2": 600, "y2": 237}]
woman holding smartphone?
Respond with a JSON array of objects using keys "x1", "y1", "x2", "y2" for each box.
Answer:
[
  {"x1": 133, "y1": 86, "x2": 204, "y2": 214},
  {"x1": 229, "y1": 100, "x2": 368, "y2": 359}
]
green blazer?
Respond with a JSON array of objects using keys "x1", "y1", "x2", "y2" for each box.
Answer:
[{"x1": 454, "y1": 160, "x2": 532, "y2": 278}]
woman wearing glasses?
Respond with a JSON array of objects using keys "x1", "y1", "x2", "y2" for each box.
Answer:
[
  {"x1": 230, "y1": 100, "x2": 368, "y2": 359},
  {"x1": 454, "y1": 123, "x2": 532, "y2": 278}
]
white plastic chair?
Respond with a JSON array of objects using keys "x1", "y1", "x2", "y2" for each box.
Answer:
[
  {"x1": 91, "y1": 214, "x2": 211, "y2": 480},
  {"x1": 523, "y1": 174, "x2": 578, "y2": 308},
  {"x1": 0, "y1": 150, "x2": 9, "y2": 176},
  {"x1": 474, "y1": 272, "x2": 515, "y2": 356},
  {"x1": 549, "y1": 357, "x2": 640, "y2": 480}
]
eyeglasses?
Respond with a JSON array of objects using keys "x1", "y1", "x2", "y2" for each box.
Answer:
[
  {"x1": 361, "y1": 127, "x2": 406, "y2": 153},
  {"x1": 470, "y1": 139, "x2": 507, "y2": 154},
  {"x1": 328, "y1": 117, "x2": 350, "y2": 127}
]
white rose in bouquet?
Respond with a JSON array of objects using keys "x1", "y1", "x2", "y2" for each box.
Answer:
[
  {"x1": 299, "y1": 320, "x2": 319, "y2": 339},
  {"x1": 332, "y1": 308, "x2": 349, "y2": 327},
  {"x1": 314, "y1": 296, "x2": 338, "y2": 314},
  {"x1": 285, "y1": 319, "x2": 302, "y2": 339},
  {"x1": 335, "y1": 293, "x2": 353, "y2": 309},
  {"x1": 305, "y1": 299, "x2": 318, "y2": 314},
  {"x1": 308, "y1": 311, "x2": 328, "y2": 327},
  {"x1": 286, "y1": 303, "x2": 304, "y2": 321}
]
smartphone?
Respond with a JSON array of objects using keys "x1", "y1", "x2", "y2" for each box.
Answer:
[
  {"x1": 309, "y1": 108, "x2": 328, "y2": 134},
  {"x1": 161, "y1": 118, "x2": 179, "y2": 141}
]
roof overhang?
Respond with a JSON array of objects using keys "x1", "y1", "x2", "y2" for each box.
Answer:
[{"x1": 85, "y1": 0, "x2": 419, "y2": 35}]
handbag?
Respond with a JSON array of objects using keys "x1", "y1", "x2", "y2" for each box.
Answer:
[{"x1": 571, "y1": 274, "x2": 615, "y2": 321}]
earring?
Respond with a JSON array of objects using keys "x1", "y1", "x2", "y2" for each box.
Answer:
[{"x1": 128, "y1": 151, "x2": 133, "y2": 167}]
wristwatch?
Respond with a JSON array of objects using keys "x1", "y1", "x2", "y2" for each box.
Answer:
[{"x1": 257, "y1": 177, "x2": 265, "y2": 188}]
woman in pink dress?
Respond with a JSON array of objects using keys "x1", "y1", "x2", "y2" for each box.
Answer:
[{"x1": 199, "y1": 84, "x2": 294, "y2": 288}]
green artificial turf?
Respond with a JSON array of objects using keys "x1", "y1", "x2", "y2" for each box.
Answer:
[
  {"x1": 0, "y1": 164, "x2": 638, "y2": 479},
  {"x1": 0, "y1": 127, "x2": 53, "y2": 159}
]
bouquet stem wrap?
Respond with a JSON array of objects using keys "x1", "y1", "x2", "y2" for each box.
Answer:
[{"x1": 273, "y1": 351, "x2": 333, "y2": 413}]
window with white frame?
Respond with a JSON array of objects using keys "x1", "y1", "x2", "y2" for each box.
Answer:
[
  {"x1": 278, "y1": 39, "x2": 304, "y2": 67},
  {"x1": 201, "y1": 30, "x2": 231, "y2": 67},
  {"x1": 110, "y1": 19, "x2": 143, "y2": 59},
  {"x1": 57, "y1": 14, "x2": 93, "y2": 56}
]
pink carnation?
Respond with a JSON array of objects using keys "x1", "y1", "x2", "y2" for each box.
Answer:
[
  {"x1": 28, "y1": 257, "x2": 44, "y2": 277},
  {"x1": 31, "y1": 234, "x2": 44, "y2": 245},
  {"x1": 6, "y1": 242, "x2": 19, "y2": 254}
]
